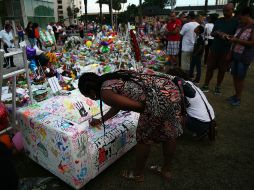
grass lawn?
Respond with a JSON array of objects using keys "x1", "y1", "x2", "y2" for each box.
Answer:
[{"x1": 15, "y1": 66, "x2": 254, "y2": 190}]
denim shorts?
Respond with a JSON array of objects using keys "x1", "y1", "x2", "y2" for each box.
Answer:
[{"x1": 231, "y1": 53, "x2": 250, "y2": 79}]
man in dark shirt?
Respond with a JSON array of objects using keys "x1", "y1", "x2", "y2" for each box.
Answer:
[
  {"x1": 189, "y1": 25, "x2": 205, "y2": 83},
  {"x1": 201, "y1": 3, "x2": 238, "y2": 95}
]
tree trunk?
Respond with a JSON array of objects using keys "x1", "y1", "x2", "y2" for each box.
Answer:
[
  {"x1": 204, "y1": 0, "x2": 208, "y2": 15},
  {"x1": 109, "y1": 0, "x2": 113, "y2": 27},
  {"x1": 84, "y1": 0, "x2": 87, "y2": 30},
  {"x1": 139, "y1": 0, "x2": 142, "y2": 25},
  {"x1": 99, "y1": 0, "x2": 103, "y2": 25}
]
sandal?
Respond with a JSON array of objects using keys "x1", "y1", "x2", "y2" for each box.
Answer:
[
  {"x1": 121, "y1": 170, "x2": 144, "y2": 182},
  {"x1": 148, "y1": 165, "x2": 172, "y2": 182}
]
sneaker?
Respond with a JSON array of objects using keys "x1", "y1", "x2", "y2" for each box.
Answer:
[
  {"x1": 201, "y1": 85, "x2": 209, "y2": 92},
  {"x1": 192, "y1": 79, "x2": 200, "y2": 84},
  {"x1": 230, "y1": 98, "x2": 241, "y2": 106},
  {"x1": 214, "y1": 86, "x2": 222, "y2": 96},
  {"x1": 226, "y1": 95, "x2": 236, "y2": 102}
]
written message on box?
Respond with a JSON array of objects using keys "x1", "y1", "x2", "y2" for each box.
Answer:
[{"x1": 17, "y1": 91, "x2": 139, "y2": 189}]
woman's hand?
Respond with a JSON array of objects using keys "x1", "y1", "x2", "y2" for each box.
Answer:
[
  {"x1": 89, "y1": 118, "x2": 102, "y2": 127},
  {"x1": 228, "y1": 36, "x2": 238, "y2": 43}
]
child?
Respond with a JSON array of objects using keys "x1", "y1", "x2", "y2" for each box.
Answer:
[{"x1": 189, "y1": 25, "x2": 205, "y2": 84}]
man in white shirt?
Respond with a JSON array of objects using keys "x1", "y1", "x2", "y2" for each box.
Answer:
[
  {"x1": 204, "y1": 16, "x2": 216, "y2": 65},
  {"x1": 0, "y1": 24, "x2": 16, "y2": 68},
  {"x1": 180, "y1": 12, "x2": 199, "y2": 73}
]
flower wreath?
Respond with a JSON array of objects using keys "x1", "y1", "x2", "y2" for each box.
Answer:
[{"x1": 129, "y1": 29, "x2": 141, "y2": 62}]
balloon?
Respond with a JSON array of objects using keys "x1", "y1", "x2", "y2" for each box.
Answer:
[
  {"x1": 29, "y1": 59, "x2": 38, "y2": 72},
  {"x1": 12, "y1": 132, "x2": 23, "y2": 151},
  {"x1": 100, "y1": 41, "x2": 109, "y2": 46},
  {"x1": 101, "y1": 46, "x2": 110, "y2": 53},
  {"x1": 87, "y1": 36, "x2": 93, "y2": 41},
  {"x1": 86, "y1": 40, "x2": 92, "y2": 48},
  {"x1": 26, "y1": 47, "x2": 36, "y2": 60},
  {"x1": 103, "y1": 65, "x2": 111, "y2": 73},
  {"x1": 108, "y1": 39, "x2": 113, "y2": 44}
]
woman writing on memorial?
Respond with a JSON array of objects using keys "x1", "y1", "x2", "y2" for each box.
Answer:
[{"x1": 78, "y1": 70, "x2": 184, "y2": 182}]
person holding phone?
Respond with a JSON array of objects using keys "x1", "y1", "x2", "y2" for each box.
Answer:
[
  {"x1": 227, "y1": 7, "x2": 254, "y2": 106},
  {"x1": 201, "y1": 3, "x2": 238, "y2": 95}
]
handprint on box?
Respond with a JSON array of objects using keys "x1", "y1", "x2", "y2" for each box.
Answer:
[{"x1": 75, "y1": 101, "x2": 88, "y2": 117}]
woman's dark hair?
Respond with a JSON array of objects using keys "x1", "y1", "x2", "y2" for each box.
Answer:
[
  {"x1": 166, "y1": 68, "x2": 190, "y2": 80},
  {"x1": 197, "y1": 25, "x2": 205, "y2": 34},
  {"x1": 240, "y1": 7, "x2": 254, "y2": 19},
  {"x1": 33, "y1": 23, "x2": 39, "y2": 28},
  {"x1": 25, "y1": 21, "x2": 33, "y2": 33},
  {"x1": 78, "y1": 71, "x2": 133, "y2": 97},
  {"x1": 78, "y1": 71, "x2": 134, "y2": 136}
]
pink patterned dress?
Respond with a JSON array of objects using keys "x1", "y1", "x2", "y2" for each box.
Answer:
[{"x1": 101, "y1": 72, "x2": 183, "y2": 144}]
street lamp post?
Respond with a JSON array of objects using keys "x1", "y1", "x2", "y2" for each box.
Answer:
[
  {"x1": 110, "y1": 0, "x2": 113, "y2": 27},
  {"x1": 139, "y1": 0, "x2": 142, "y2": 25}
]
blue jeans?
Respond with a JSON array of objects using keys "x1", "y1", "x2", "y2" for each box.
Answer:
[
  {"x1": 189, "y1": 55, "x2": 202, "y2": 81},
  {"x1": 231, "y1": 52, "x2": 250, "y2": 79}
]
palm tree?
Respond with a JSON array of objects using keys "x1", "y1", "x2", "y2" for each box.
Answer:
[
  {"x1": 139, "y1": 0, "x2": 142, "y2": 25},
  {"x1": 96, "y1": 0, "x2": 126, "y2": 26},
  {"x1": 84, "y1": 0, "x2": 87, "y2": 29},
  {"x1": 204, "y1": 0, "x2": 208, "y2": 15},
  {"x1": 98, "y1": 0, "x2": 103, "y2": 24}
]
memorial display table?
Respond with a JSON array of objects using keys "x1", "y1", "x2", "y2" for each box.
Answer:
[{"x1": 17, "y1": 89, "x2": 139, "y2": 189}]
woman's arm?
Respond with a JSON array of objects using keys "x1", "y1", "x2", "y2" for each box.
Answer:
[
  {"x1": 230, "y1": 31, "x2": 254, "y2": 47},
  {"x1": 90, "y1": 107, "x2": 120, "y2": 127},
  {"x1": 103, "y1": 107, "x2": 120, "y2": 121},
  {"x1": 101, "y1": 89, "x2": 145, "y2": 113}
]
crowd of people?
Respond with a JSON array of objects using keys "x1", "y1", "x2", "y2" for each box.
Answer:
[{"x1": 136, "y1": 3, "x2": 253, "y2": 107}]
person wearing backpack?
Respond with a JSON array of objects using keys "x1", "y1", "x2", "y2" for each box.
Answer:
[
  {"x1": 227, "y1": 7, "x2": 254, "y2": 106},
  {"x1": 167, "y1": 68, "x2": 216, "y2": 140}
]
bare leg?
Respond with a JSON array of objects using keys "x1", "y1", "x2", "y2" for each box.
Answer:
[
  {"x1": 162, "y1": 140, "x2": 176, "y2": 175},
  {"x1": 204, "y1": 68, "x2": 214, "y2": 86},
  {"x1": 134, "y1": 143, "x2": 151, "y2": 176},
  {"x1": 216, "y1": 69, "x2": 226, "y2": 87}
]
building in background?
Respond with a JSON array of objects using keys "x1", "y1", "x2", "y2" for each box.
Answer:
[
  {"x1": 56, "y1": 0, "x2": 84, "y2": 25},
  {"x1": 0, "y1": 0, "x2": 56, "y2": 31},
  {"x1": 217, "y1": 0, "x2": 230, "y2": 5},
  {"x1": 0, "y1": 0, "x2": 23, "y2": 30},
  {"x1": 22, "y1": 0, "x2": 56, "y2": 27}
]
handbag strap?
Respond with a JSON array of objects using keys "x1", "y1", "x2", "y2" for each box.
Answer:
[{"x1": 192, "y1": 84, "x2": 213, "y2": 122}]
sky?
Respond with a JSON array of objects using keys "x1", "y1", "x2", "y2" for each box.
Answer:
[{"x1": 87, "y1": 0, "x2": 217, "y2": 13}]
